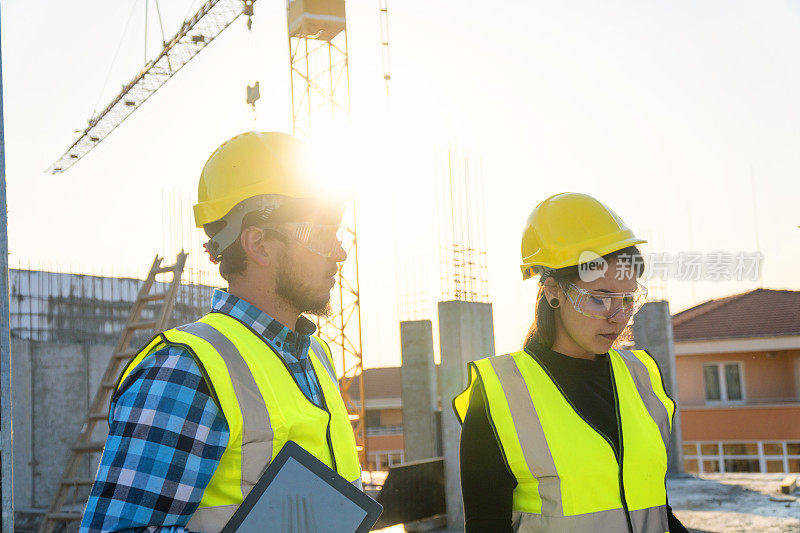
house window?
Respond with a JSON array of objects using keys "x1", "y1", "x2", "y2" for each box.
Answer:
[
  {"x1": 365, "y1": 410, "x2": 381, "y2": 428},
  {"x1": 684, "y1": 440, "x2": 800, "y2": 474},
  {"x1": 724, "y1": 459, "x2": 759, "y2": 472},
  {"x1": 703, "y1": 362, "x2": 744, "y2": 402},
  {"x1": 367, "y1": 450, "x2": 405, "y2": 471}
]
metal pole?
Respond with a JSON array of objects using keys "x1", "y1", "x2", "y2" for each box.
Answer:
[{"x1": 0, "y1": 3, "x2": 15, "y2": 531}]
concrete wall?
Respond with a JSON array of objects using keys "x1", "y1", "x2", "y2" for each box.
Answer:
[
  {"x1": 11, "y1": 339, "x2": 115, "y2": 510},
  {"x1": 399, "y1": 320, "x2": 439, "y2": 463},
  {"x1": 11, "y1": 340, "x2": 32, "y2": 511},
  {"x1": 438, "y1": 301, "x2": 495, "y2": 530}
]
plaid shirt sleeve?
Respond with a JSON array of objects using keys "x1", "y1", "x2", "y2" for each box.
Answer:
[{"x1": 79, "y1": 345, "x2": 229, "y2": 533}]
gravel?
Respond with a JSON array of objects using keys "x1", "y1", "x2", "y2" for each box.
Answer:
[{"x1": 667, "y1": 473, "x2": 800, "y2": 533}]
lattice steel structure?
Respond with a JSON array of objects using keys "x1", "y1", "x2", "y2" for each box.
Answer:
[
  {"x1": 287, "y1": 0, "x2": 350, "y2": 138},
  {"x1": 287, "y1": 0, "x2": 367, "y2": 465},
  {"x1": 47, "y1": 0, "x2": 253, "y2": 174}
]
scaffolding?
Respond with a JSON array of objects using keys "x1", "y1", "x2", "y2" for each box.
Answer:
[
  {"x1": 8, "y1": 265, "x2": 216, "y2": 346},
  {"x1": 46, "y1": 0, "x2": 251, "y2": 174}
]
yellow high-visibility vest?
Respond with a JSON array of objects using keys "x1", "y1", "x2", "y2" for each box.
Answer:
[
  {"x1": 114, "y1": 312, "x2": 362, "y2": 532},
  {"x1": 453, "y1": 348, "x2": 675, "y2": 533}
]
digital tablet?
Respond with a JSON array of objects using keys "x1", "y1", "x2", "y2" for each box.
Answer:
[{"x1": 221, "y1": 441, "x2": 383, "y2": 533}]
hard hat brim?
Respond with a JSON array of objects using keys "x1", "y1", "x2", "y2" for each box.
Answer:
[{"x1": 520, "y1": 236, "x2": 647, "y2": 280}]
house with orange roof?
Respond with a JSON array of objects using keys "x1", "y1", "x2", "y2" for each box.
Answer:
[{"x1": 673, "y1": 288, "x2": 800, "y2": 473}]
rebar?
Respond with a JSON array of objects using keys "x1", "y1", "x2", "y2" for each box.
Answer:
[{"x1": 438, "y1": 149, "x2": 490, "y2": 303}]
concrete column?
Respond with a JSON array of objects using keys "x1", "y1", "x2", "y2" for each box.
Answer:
[
  {"x1": 11, "y1": 340, "x2": 32, "y2": 510},
  {"x1": 632, "y1": 300, "x2": 684, "y2": 474},
  {"x1": 438, "y1": 301, "x2": 495, "y2": 530},
  {"x1": 400, "y1": 320, "x2": 439, "y2": 462}
]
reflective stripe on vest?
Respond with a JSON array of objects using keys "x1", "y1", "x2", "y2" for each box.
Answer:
[
  {"x1": 453, "y1": 349, "x2": 673, "y2": 533},
  {"x1": 311, "y1": 336, "x2": 339, "y2": 390},
  {"x1": 512, "y1": 505, "x2": 668, "y2": 533},
  {"x1": 115, "y1": 312, "x2": 361, "y2": 533}
]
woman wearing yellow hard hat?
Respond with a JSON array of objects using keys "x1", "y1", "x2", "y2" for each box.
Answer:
[{"x1": 453, "y1": 192, "x2": 688, "y2": 533}]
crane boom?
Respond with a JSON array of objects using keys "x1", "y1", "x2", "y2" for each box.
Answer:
[{"x1": 47, "y1": 0, "x2": 252, "y2": 174}]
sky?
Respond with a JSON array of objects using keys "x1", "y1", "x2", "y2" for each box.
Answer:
[{"x1": 2, "y1": 0, "x2": 798, "y2": 368}]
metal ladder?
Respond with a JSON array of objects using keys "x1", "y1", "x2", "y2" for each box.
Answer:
[{"x1": 38, "y1": 253, "x2": 188, "y2": 533}]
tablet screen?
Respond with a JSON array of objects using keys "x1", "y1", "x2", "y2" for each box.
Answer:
[{"x1": 222, "y1": 441, "x2": 382, "y2": 533}]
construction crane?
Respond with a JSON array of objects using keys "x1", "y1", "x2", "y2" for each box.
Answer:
[
  {"x1": 45, "y1": 0, "x2": 368, "y2": 467},
  {"x1": 47, "y1": 0, "x2": 254, "y2": 173}
]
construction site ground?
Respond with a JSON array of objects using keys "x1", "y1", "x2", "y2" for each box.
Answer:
[
  {"x1": 375, "y1": 473, "x2": 800, "y2": 532},
  {"x1": 667, "y1": 473, "x2": 800, "y2": 533}
]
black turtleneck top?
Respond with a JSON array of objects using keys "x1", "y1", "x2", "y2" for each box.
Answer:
[{"x1": 459, "y1": 339, "x2": 687, "y2": 533}]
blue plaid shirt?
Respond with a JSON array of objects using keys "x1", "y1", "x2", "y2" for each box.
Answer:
[{"x1": 80, "y1": 289, "x2": 324, "y2": 532}]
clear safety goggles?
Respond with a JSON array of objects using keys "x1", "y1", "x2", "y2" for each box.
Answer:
[
  {"x1": 269, "y1": 222, "x2": 346, "y2": 259},
  {"x1": 559, "y1": 280, "x2": 648, "y2": 320}
]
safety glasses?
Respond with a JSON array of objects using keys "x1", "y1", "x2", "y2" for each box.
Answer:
[
  {"x1": 270, "y1": 222, "x2": 346, "y2": 259},
  {"x1": 558, "y1": 280, "x2": 648, "y2": 320}
]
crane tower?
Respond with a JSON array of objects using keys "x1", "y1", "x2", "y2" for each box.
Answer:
[{"x1": 286, "y1": 0, "x2": 367, "y2": 465}]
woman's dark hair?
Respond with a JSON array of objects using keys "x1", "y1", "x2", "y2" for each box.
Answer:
[{"x1": 524, "y1": 245, "x2": 645, "y2": 348}]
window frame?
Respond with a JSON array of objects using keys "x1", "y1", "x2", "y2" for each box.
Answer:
[
  {"x1": 683, "y1": 440, "x2": 800, "y2": 474},
  {"x1": 702, "y1": 361, "x2": 746, "y2": 404}
]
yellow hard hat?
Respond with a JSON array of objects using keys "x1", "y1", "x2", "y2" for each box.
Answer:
[
  {"x1": 520, "y1": 192, "x2": 646, "y2": 280},
  {"x1": 193, "y1": 131, "x2": 317, "y2": 228}
]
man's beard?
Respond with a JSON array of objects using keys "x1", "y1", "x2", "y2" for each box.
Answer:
[{"x1": 275, "y1": 252, "x2": 333, "y2": 317}]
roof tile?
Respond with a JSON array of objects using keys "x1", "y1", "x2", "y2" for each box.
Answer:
[{"x1": 671, "y1": 288, "x2": 800, "y2": 341}]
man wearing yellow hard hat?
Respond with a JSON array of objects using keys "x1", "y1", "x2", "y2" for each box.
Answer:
[
  {"x1": 454, "y1": 193, "x2": 688, "y2": 532},
  {"x1": 81, "y1": 132, "x2": 361, "y2": 532}
]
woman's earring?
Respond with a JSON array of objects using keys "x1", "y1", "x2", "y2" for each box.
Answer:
[{"x1": 550, "y1": 298, "x2": 560, "y2": 308}]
